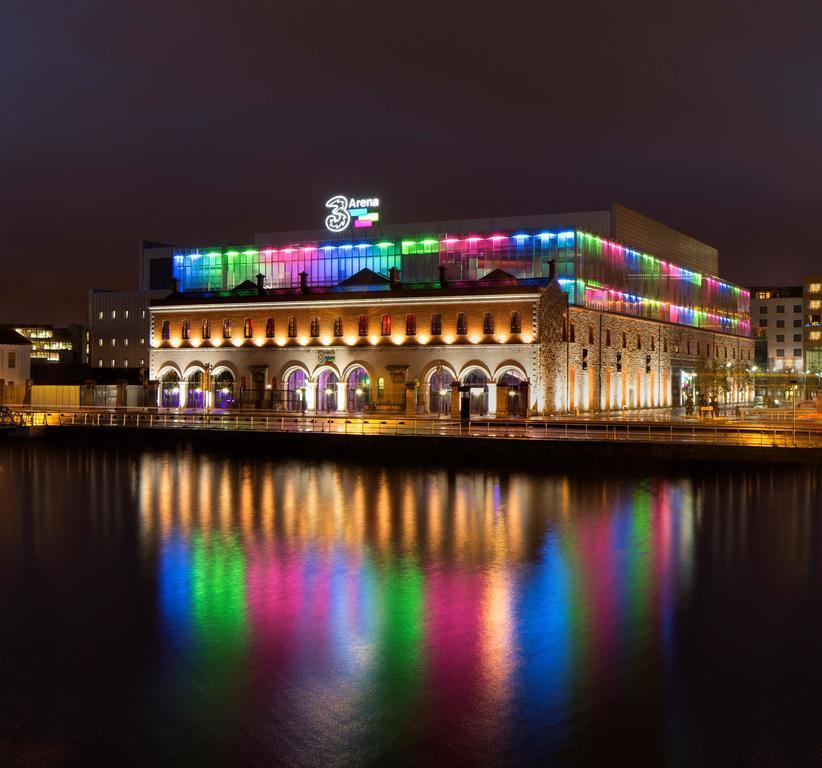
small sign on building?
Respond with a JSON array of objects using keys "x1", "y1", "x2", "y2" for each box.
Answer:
[{"x1": 318, "y1": 350, "x2": 336, "y2": 365}]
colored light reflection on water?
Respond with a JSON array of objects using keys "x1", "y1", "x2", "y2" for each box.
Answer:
[{"x1": 1, "y1": 444, "x2": 821, "y2": 765}]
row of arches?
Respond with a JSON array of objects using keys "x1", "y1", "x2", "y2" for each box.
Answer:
[{"x1": 155, "y1": 360, "x2": 529, "y2": 415}]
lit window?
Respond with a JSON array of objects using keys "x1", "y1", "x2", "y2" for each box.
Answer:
[
  {"x1": 123, "y1": 360, "x2": 128, "y2": 367},
  {"x1": 310, "y1": 317, "x2": 320, "y2": 337},
  {"x1": 161, "y1": 321, "x2": 170, "y2": 340},
  {"x1": 358, "y1": 315, "x2": 368, "y2": 337},
  {"x1": 98, "y1": 360, "x2": 102, "y2": 367},
  {"x1": 406, "y1": 314, "x2": 417, "y2": 336},
  {"x1": 244, "y1": 318, "x2": 253, "y2": 338},
  {"x1": 140, "y1": 337, "x2": 145, "y2": 345},
  {"x1": 223, "y1": 319, "x2": 232, "y2": 339},
  {"x1": 381, "y1": 314, "x2": 392, "y2": 336},
  {"x1": 202, "y1": 320, "x2": 210, "y2": 340},
  {"x1": 141, "y1": 309, "x2": 146, "y2": 319},
  {"x1": 112, "y1": 310, "x2": 116, "y2": 319},
  {"x1": 288, "y1": 317, "x2": 297, "y2": 338},
  {"x1": 110, "y1": 358, "x2": 115, "y2": 366},
  {"x1": 483, "y1": 312, "x2": 494, "y2": 335},
  {"x1": 111, "y1": 338, "x2": 116, "y2": 347},
  {"x1": 377, "y1": 377, "x2": 385, "y2": 399},
  {"x1": 456, "y1": 313, "x2": 467, "y2": 335},
  {"x1": 810, "y1": 283, "x2": 821, "y2": 293},
  {"x1": 182, "y1": 320, "x2": 190, "y2": 340},
  {"x1": 98, "y1": 338, "x2": 103, "y2": 347},
  {"x1": 124, "y1": 338, "x2": 129, "y2": 347},
  {"x1": 333, "y1": 317, "x2": 342, "y2": 337},
  {"x1": 125, "y1": 310, "x2": 129, "y2": 319},
  {"x1": 266, "y1": 317, "x2": 275, "y2": 338},
  {"x1": 431, "y1": 313, "x2": 442, "y2": 335},
  {"x1": 810, "y1": 300, "x2": 822, "y2": 310},
  {"x1": 98, "y1": 311, "x2": 103, "y2": 320}
]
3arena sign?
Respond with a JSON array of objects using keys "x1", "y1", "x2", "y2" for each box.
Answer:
[{"x1": 324, "y1": 195, "x2": 381, "y2": 232}]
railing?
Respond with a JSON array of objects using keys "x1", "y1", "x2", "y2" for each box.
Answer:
[{"x1": 4, "y1": 408, "x2": 822, "y2": 449}]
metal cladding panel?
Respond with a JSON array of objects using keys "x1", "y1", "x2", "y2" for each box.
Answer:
[
  {"x1": 254, "y1": 210, "x2": 612, "y2": 246},
  {"x1": 612, "y1": 203, "x2": 719, "y2": 276}
]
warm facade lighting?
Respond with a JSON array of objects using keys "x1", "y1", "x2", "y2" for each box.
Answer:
[
  {"x1": 345, "y1": 335, "x2": 357, "y2": 346},
  {"x1": 369, "y1": 335, "x2": 379, "y2": 345},
  {"x1": 417, "y1": 334, "x2": 429, "y2": 344},
  {"x1": 392, "y1": 334, "x2": 404, "y2": 345},
  {"x1": 298, "y1": 336, "x2": 308, "y2": 346},
  {"x1": 320, "y1": 335, "x2": 332, "y2": 345},
  {"x1": 521, "y1": 333, "x2": 533, "y2": 343},
  {"x1": 276, "y1": 337, "x2": 286, "y2": 346},
  {"x1": 443, "y1": 334, "x2": 455, "y2": 344},
  {"x1": 469, "y1": 334, "x2": 480, "y2": 344},
  {"x1": 496, "y1": 333, "x2": 509, "y2": 343}
]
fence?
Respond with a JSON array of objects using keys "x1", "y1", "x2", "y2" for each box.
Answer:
[{"x1": 6, "y1": 409, "x2": 822, "y2": 449}]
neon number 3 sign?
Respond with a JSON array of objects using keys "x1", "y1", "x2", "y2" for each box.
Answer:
[{"x1": 325, "y1": 195, "x2": 351, "y2": 233}]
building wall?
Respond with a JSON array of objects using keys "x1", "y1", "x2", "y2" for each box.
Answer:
[
  {"x1": 805, "y1": 276, "x2": 822, "y2": 372},
  {"x1": 0, "y1": 343, "x2": 31, "y2": 388},
  {"x1": 751, "y1": 289, "x2": 804, "y2": 371},
  {"x1": 612, "y1": 203, "x2": 719, "y2": 276},
  {"x1": 89, "y1": 289, "x2": 168, "y2": 369},
  {"x1": 150, "y1": 289, "x2": 753, "y2": 414}
]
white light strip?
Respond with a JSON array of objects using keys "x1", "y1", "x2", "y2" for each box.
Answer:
[{"x1": 153, "y1": 293, "x2": 542, "y2": 314}]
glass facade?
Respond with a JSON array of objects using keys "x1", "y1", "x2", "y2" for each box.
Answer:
[{"x1": 172, "y1": 227, "x2": 750, "y2": 336}]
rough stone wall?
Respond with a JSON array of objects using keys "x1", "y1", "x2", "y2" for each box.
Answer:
[
  {"x1": 537, "y1": 283, "x2": 569, "y2": 413},
  {"x1": 548, "y1": 306, "x2": 754, "y2": 412}
]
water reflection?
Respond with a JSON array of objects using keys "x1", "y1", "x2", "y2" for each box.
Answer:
[
  {"x1": 135, "y1": 455, "x2": 701, "y2": 764},
  {"x1": 2, "y1": 443, "x2": 821, "y2": 765}
]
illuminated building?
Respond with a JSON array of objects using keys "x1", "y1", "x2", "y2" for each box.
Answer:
[
  {"x1": 0, "y1": 327, "x2": 31, "y2": 404},
  {"x1": 150, "y1": 209, "x2": 753, "y2": 414},
  {"x1": 804, "y1": 275, "x2": 822, "y2": 373},
  {"x1": 749, "y1": 286, "x2": 804, "y2": 372},
  {"x1": 13, "y1": 324, "x2": 85, "y2": 364}
]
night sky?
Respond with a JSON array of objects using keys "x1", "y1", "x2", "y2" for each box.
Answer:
[{"x1": 3, "y1": 0, "x2": 820, "y2": 325}]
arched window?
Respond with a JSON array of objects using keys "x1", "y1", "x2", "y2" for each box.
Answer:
[
  {"x1": 510, "y1": 311, "x2": 522, "y2": 334},
  {"x1": 187, "y1": 370, "x2": 205, "y2": 409},
  {"x1": 160, "y1": 371, "x2": 179, "y2": 408},
  {"x1": 316, "y1": 370, "x2": 339, "y2": 412},
  {"x1": 381, "y1": 315, "x2": 391, "y2": 336},
  {"x1": 214, "y1": 370, "x2": 235, "y2": 409},
  {"x1": 285, "y1": 370, "x2": 307, "y2": 411},
  {"x1": 429, "y1": 368, "x2": 454, "y2": 414}
]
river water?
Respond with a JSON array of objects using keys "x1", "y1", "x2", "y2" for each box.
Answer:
[{"x1": 0, "y1": 440, "x2": 820, "y2": 766}]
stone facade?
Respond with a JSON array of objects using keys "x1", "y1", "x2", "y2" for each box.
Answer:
[{"x1": 149, "y1": 280, "x2": 754, "y2": 415}]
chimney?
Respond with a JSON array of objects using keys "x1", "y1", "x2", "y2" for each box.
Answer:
[
  {"x1": 299, "y1": 271, "x2": 308, "y2": 293},
  {"x1": 389, "y1": 266, "x2": 400, "y2": 290},
  {"x1": 438, "y1": 264, "x2": 448, "y2": 288},
  {"x1": 548, "y1": 259, "x2": 557, "y2": 283},
  {"x1": 255, "y1": 273, "x2": 265, "y2": 294}
]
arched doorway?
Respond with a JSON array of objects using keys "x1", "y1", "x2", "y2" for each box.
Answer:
[
  {"x1": 285, "y1": 369, "x2": 307, "y2": 411},
  {"x1": 316, "y1": 369, "x2": 339, "y2": 412},
  {"x1": 214, "y1": 370, "x2": 235, "y2": 409},
  {"x1": 429, "y1": 367, "x2": 454, "y2": 414},
  {"x1": 463, "y1": 370, "x2": 489, "y2": 415},
  {"x1": 187, "y1": 370, "x2": 205, "y2": 410},
  {"x1": 498, "y1": 370, "x2": 526, "y2": 417},
  {"x1": 160, "y1": 371, "x2": 180, "y2": 408},
  {"x1": 347, "y1": 366, "x2": 370, "y2": 412}
]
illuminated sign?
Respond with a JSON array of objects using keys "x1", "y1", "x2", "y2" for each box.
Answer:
[
  {"x1": 317, "y1": 350, "x2": 336, "y2": 364},
  {"x1": 324, "y1": 195, "x2": 380, "y2": 232}
]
